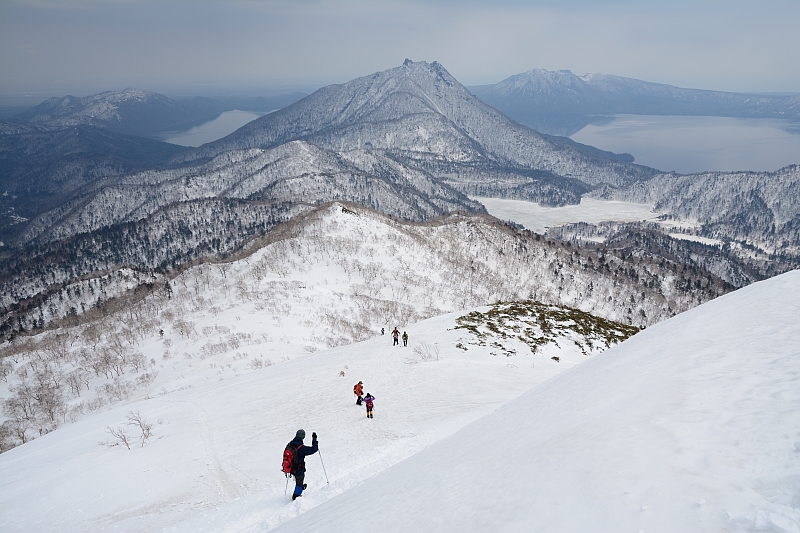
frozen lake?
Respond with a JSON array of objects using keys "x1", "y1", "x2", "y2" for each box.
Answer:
[
  {"x1": 570, "y1": 115, "x2": 800, "y2": 174},
  {"x1": 475, "y1": 197, "x2": 658, "y2": 234},
  {"x1": 153, "y1": 110, "x2": 265, "y2": 147}
]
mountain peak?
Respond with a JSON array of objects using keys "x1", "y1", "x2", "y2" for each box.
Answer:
[
  {"x1": 180, "y1": 60, "x2": 653, "y2": 188},
  {"x1": 492, "y1": 68, "x2": 588, "y2": 95},
  {"x1": 385, "y1": 58, "x2": 455, "y2": 85}
]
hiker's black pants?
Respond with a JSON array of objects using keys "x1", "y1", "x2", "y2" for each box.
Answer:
[{"x1": 293, "y1": 472, "x2": 305, "y2": 496}]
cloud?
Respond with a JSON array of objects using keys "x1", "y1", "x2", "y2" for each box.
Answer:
[
  {"x1": 14, "y1": 43, "x2": 37, "y2": 55},
  {"x1": 1, "y1": 0, "x2": 798, "y2": 98}
]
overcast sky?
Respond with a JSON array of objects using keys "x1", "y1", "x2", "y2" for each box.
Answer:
[{"x1": 1, "y1": 0, "x2": 799, "y2": 102}]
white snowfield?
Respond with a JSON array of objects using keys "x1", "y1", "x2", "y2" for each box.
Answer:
[
  {"x1": 0, "y1": 310, "x2": 598, "y2": 532},
  {"x1": 274, "y1": 270, "x2": 800, "y2": 533}
]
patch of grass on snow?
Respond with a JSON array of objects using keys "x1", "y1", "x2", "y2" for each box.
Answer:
[{"x1": 455, "y1": 301, "x2": 640, "y2": 357}]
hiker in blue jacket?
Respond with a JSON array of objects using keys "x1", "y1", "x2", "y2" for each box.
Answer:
[{"x1": 287, "y1": 429, "x2": 319, "y2": 500}]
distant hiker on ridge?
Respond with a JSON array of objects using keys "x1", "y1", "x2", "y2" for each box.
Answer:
[
  {"x1": 402, "y1": 331, "x2": 408, "y2": 347},
  {"x1": 364, "y1": 393, "x2": 375, "y2": 419},
  {"x1": 381, "y1": 327, "x2": 385, "y2": 336},
  {"x1": 354, "y1": 381, "x2": 364, "y2": 405},
  {"x1": 392, "y1": 327, "x2": 399, "y2": 346},
  {"x1": 282, "y1": 429, "x2": 319, "y2": 501}
]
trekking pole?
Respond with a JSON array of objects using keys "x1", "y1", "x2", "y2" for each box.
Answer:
[
  {"x1": 284, "y1": 474, "x2": 289, "y2": 496},
  {"x1": 318, "y1": 450, "x2": 329, "y2": 484}
]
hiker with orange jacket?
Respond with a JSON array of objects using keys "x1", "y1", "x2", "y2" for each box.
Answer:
[{"x1": 354, "y1": 381, "x2": 364, "y2": 405}]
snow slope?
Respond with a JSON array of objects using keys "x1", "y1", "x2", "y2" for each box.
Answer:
[
  {"x1": 273, "y1": 270, "x2": 800, "y2": 533},
  {"x1": 0, "y1": 310, "x2": 601, "y2": 533}
]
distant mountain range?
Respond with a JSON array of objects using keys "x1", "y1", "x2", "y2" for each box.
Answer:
[
  {"x1": 471, "y1": 69, "x2": 800, "y2": 135},
  {"x1": 181, "y1": 60, "x2": 652, "y2": 192},
  {"x1": 4, "y1": 61, "x2": 657, "y2": 249},
  {"x1": 9, "y1": 88, "x2": 223, "y2": 137},
  {"x1": 8, "y1": 88, "x2": 307, "y2": 137},
  {"x1": 0, "y1": 89, "x2": 308, "y2": 244}
]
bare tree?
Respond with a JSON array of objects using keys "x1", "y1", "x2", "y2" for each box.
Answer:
[
  {"x1": 128, "y1": 352, "x2": 147, "y2": 373},
  {"x1": 173, "y1": 319, "x2": 196, "y2": 338},
  {"x1": 65, "y1": 369, "x2": 90, "y2": 397},
  {"x1": 0, "y1": 359, "x2": 12, "y2": 383},
  {"x1": 107, "y1": 426, "x2": 132, "y2": 450},
  {"x1": 37, "y1": 334, "x2": 65, "y2": 362},
  {"x1": 413, "y1": 341, "x2": 440, "y2": 362},
  {"x1": 1, "y1": 419, "x2": 30, "y2": 448},
  {"x1": 126, "y1": 411, "x2": 153, "y2": 446}
]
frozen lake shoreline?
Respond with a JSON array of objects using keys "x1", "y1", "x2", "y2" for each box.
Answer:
[{"x1": 474, "y1": 197, "x2": 658, "y2": 234}]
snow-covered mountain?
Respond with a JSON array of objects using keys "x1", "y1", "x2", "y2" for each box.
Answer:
[
  {"x1": 273, "y1": 269, "x2": 800, "y2": 533},
  {"x1": 473, "y1": 68, "x2": 800, "y2": 135},
  {"x1": 0, "y1": 202, "x2": 648, "y2": 530},
  {"x1": 1, "y1": 235, "x2": 796, "y2": 532},
  {"x1": 9, "y1": 88, "x2": 224, "y2": 136},
  {"x1": 181, "y1": 60, "x2": 656, "y2": 190}
]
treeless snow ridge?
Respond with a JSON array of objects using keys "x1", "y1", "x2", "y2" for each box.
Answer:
[{"x1": 273, "y1": 270, "x2": 800, "y2": 533}]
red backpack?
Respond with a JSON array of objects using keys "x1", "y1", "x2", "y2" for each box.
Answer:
[{"x1": 282, "y1": 442, "x2": 302, "y2": 475}]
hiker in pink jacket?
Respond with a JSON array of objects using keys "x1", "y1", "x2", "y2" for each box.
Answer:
[{"x1": 364, "y1": 393, "x2": 375, "y2": 418}]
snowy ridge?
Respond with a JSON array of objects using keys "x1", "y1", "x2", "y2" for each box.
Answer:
[
  {"x1": 1, "y1": 208, "x2": 795, "y2": 532},
  {"x1": 273, "y1": 270, "x2": 800, "y2": 533},
  {"x1": 16, "y1": 140, "x2": 481, "y2": 245},
  {"x1": 4, "y1": 203, "x2": 731, "y2": 337},
  {"x1": 1, "y1": 203, "x2": 729, "y2": 452}
]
